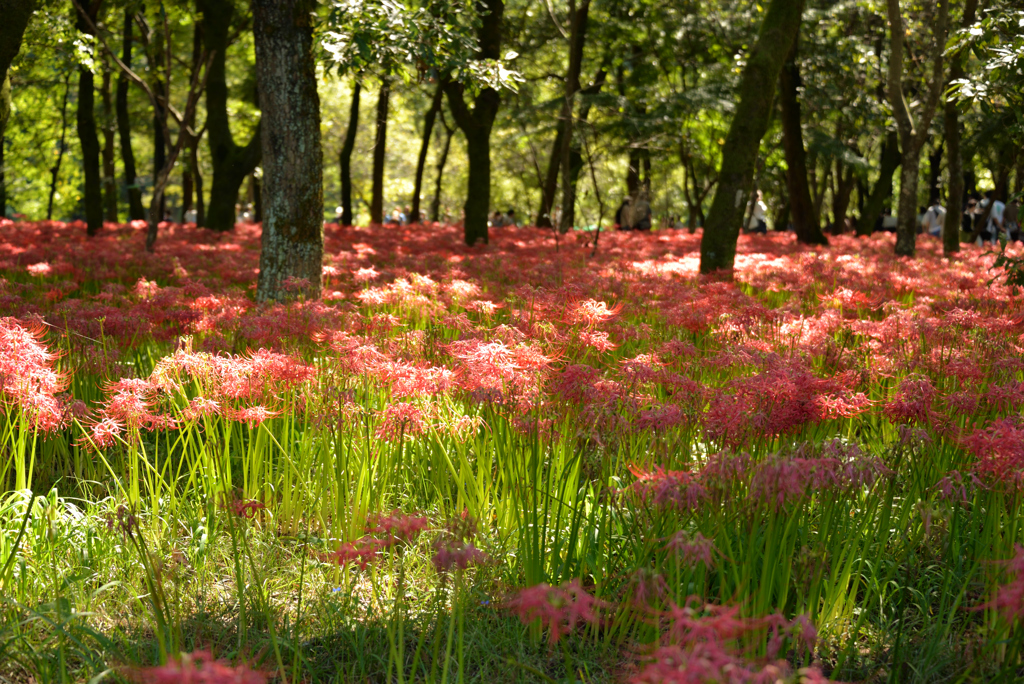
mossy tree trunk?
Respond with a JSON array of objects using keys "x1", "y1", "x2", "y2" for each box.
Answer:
[
  {"x1": 253, "y1": 0, "x2": 323, "y2": 302},
  {"x1": 698, "y1": 0, "x2": 805, "y2": 274},
  {"x1": 779, "y1": 37, "x2": 827, "y2": 245},
  {"x1": 886, "y1": 0, "x2": 948, "y2": 257},
  {"x1": 444, "y1": 0, "x2": 504, "y2": 246},
  {"x1": 339, "y1": 80, "x2": 360, "y2": 226},
  {"x1": 75, "y1": 0, "x2": 104, "y2": 236},
  {"x1": 199, "y1": 0, "x2": 261, "y2": 231}
]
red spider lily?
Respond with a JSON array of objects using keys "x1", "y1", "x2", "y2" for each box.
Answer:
[
  {"x1": 565, "y1": 298, "x2": 623, "y2": 327},
  {"x1": 327, "y1": 537, "x2": 385, "y2": 570},
  {"x1": 0, "y1": 318, "x2": 68, "y2": 432},
  {"x1": 665, "y1": 531, "x2": 716, "y2": 568},
  {"x1": 628, "y1": 465, "x2": 708, "y2": 512},
  {"x1": 227, "y1": 499, "x2": 266, "y2": 519},
  {"x1": 432, "y1": 541, "x2": 488, "y2": 572},
  {"x1": 367, "y1": 510, "x2": 430, "y2": 544},
  {"x1": 964, "y1": 418, "x2": 1024, "y2": 487},
  {"x1": 128, "y1": 650, "x2": 267, "y2": 684},
  {"x1": 374, "y1": 403, "x2": 428, "y2": 441},
  {"x1": 509, "y1": 580, "x2": 603, "y2": 644}
]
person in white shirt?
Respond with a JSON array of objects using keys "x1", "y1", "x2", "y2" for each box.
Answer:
[
  {"x1": 979, "y1": 191, "x2": 1005, "y2": 246},
  {"x1": 747, "y1": 190, "x2": 768, "y2": 233},
  {"x1": 921, "y1": 199, "x2": 946, "y2": 238}
]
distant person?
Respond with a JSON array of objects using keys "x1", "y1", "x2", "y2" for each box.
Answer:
[
  {"x1": 632, "y1": 191, "x2": 652, "y2": 231},
  {"x1": 880, "y1": 208, "x2": 898, "y2": 233},
  {"x1": 504, "y1": 209, "x2": 517, "y2": 227},
  {"x1": 386, "y1": 208, "x2": 401, "y2": 225},
  {"x1": 979, "y1": 190, "x2": 1005, "y2": 246},
  {"x1": 615, "y1": 198, "x2": 632, "y2": 230},
  {"x1": 747, "y1": 190, "x2": 767, "y2": 234},
  {"x1": 1005, "y1": 198, "x2": 1021, "y2": 242},
  {"x1": 916, "y1": 206, "x2": 927, "y2": 234},
  {"x1": 921, "y1": 198, "x2": 946, "y2": 238},
  {"x1": 962, "y1": 198, "x2": 978, "y2": 237}
]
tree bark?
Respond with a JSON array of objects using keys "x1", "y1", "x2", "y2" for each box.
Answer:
[
  {"x1": 558, "y1": 0, "x2": 590, "y2": 234},
  {"x1": 856, "y1": 131, "x2": 900, "y2": 236},
  {"x1": 832, "y1": 163, "x2": 856, "y2": 234},
  {"x1": 0, "y1": 0, "x2": 34, "y2": 193},
  {"x1": 444, "y1": 0, "x2": 504, "y2": 246},
  {"x1": 699, "y1": 0, "x2": 804, "y2": 274},
  {"x1": 370, "y1": 78, "x2": 389, "y2": 225},
  {"x1": 189, "y1": 143, "x2": 205, "y2": 225},
  {"x1": 339, "y1": 80, "x2": 360, "y2": 225},
  {"x1": 535, "y1": 117, "x2": 565, "y2": 228},
  {"x1": 410, "y1": 82, "x2": 443, "y2": 223},
  {"x1": 778, "y1": 38, "x2": 827, "y2": 245},
  {"x1": 430, "y1": 111, "x2": 453, "y2": 223},
  {"x1": 198, "y1": 0, "x2": 261, "y2": 231},
  {"x1": 886, "y1": 0, "x2": 949, "y2": 256},
  {"x1": 116, "y1": 9, "x2": 145, "y2": 220},
  {"x1": 181, "y1": 20, "x2": 203, "y2": 224},
  {"x1": 253, "y1": 0, "x2": 323, "y2": 302},
  {"x1": 100, "y1": 63, "x2": 118, "y2": 222},
  {"x1": 47, "y1": 74, "x2": 71, "y2": 221},
  {"x1": 76, "y1": 0, "x2": 104, "y2": 236}
]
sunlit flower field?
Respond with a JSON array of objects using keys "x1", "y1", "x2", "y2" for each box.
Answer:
[{"x1": 3, "y1": 218, "x2": 1024, "y2": 682}]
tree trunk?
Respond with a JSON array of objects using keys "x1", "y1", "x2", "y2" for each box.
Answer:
[
  {"x1": 0, "y1": 76, "x2": 8, "y2": 218},
  {"x1": 253, "y1": 0, "x2": 323, "y2": 302},
  {"x1": 928, "y1": 142, "x2": 943, "y2": 203},
  {"x1": 779, "y1": 38, "x2": 826, "y2": 245},
  {"x1": 47, "y1": 74, "x2": 71, "y2": 221},
  {"x1": 116, "y1": 9, "x2": 145, "y2": 221},
  {"x1": 443, "y1": 0, "x2": 503, "y2": 245},
  {"x1": 856, "y1": 131, "x2": 901, "y2": 236},
  {"x1": 536, "y1": 117, "x2": 565, "y2": 228},
  {"x1": 75, "y1": 0, "x2": 104, "y2": 235},
  {"x1": 190, "y1": 143, "x2": 205, "y2": 225},
  {"x1": 0, "y1": 0, "x2": 34, "y2": 215},
  {"x1": 832, "y1": 163, "x2": 856, "y2": 234},
  {"x1": 199, "y1": 0, "x2": 262, "y2": 231},
  {"x1": 430, "y1": 113, "x2": 453, "y2": 223},
  {"x1": 339, "y1": 80, "x2": 360, "y2": 226},
  {"x1": 886, "y1": 0, "x2": 949, "y2": 256},
  {"x1": 558, "y1": 0, "x2": 590, "y2": 234},
  {"x1": 699, "y1": 0, "x2": 804, "y2": 274},
  {"x1": 181, "y1": 20, "x2": 203, "y2": 224},
  {"x1": 944, "y1": 0, "x2": 980, "y2": 255},
  {"x1": 250, "y1": 172, "x2": 262, "y2": 222},
  {"x1": 100, "y1": 64, "x2": 119, "y2": 222},
  {"x1": 411, "y1": 83, "x2": 443, "y2": 223},
  {"x1": 370, "y1": 78, "x2": 389, "y2": 225}
]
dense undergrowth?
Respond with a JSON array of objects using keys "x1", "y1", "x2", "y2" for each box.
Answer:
[{"x1": 3, "y1": 219, "x2": 1024, "y2": 682}]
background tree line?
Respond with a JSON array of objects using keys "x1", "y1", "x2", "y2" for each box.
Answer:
[{"x1": 0, "y1": 0, "x2": 1022, "y2": 297}]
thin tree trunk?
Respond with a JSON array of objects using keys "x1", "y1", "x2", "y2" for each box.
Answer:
[
  {"x1": 370, "y1": 78, "x2": 389, "y2": 225},
  {"x1": 832, "y1": 163, "x2": 856, "y2": 234},
  {"x1": 928, "y1": 142, "x2": 943, "y2": 203},
  {"x1": 339, "y1": 80, "x2": 360, "y2": 226},
  {"x1": 443, "y1": 0, "x2": 504, "y2": 246},
  {"x1": 100, "y1": 63, "x2": 118, "y2": 222},
  {"x1": 48, "y1": 74, "x2": 71, "y2": 221},
  {"x1": 253, "y1": 0, "x2": 323, "y2": 302},
  {"x1": 699, "y1": 0, "x2": 804, "y2": 274},
  {"x1": 411, "y1": 83, "x2": 443, "y2": 223},
  {"x1": 76, "y1": 0, "x2": 104, "y2": 235},
  {"x1": 430, "y1": 111, "x2": 453, "y2": 223},
  {"x1": 116, "y1": 9, "x2": 145, "y2": 220},
  {"x1": 558, "y1": 0, "x2": 590, "y2": 234},
  {"x1": 181, "y1": 20, "x2": 203, "y2": 224},
  {"x1": 856, "y1": 131, "x2": 901, "y2": 236},
  {"x1": 886, "y1": 0, "x2": 949, "y2": 256},
  {"x1": 190, "y1": 143, "x2": 205, "y2": 225},
  {"x1": 250, "y1": 172, "x2": 262, "y2": 222},
  {"x1": 779, "y1": 38, "x2": 826, "y2": 245},
  {"x1": 536, "y1": 118, "x2": 565, "y2": 228},
  {"x1": 198, "y1": 0, "x2": 260, "y2": 231}
]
